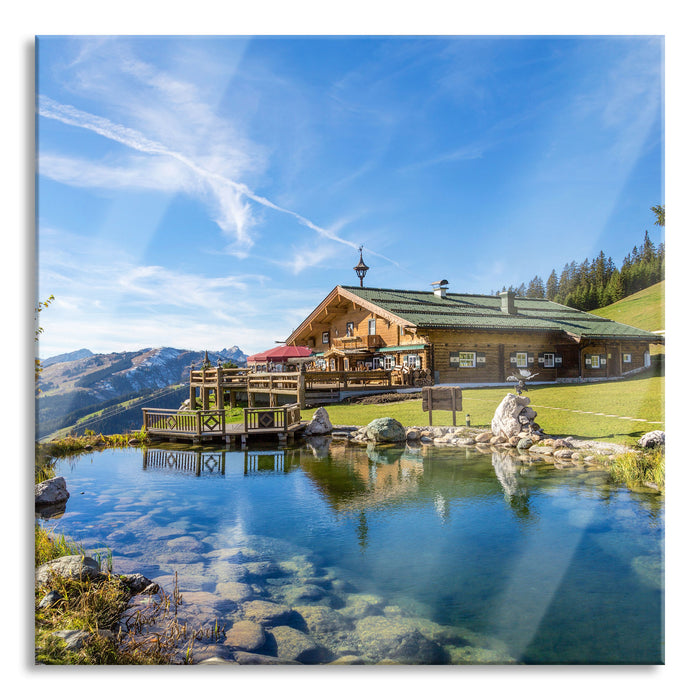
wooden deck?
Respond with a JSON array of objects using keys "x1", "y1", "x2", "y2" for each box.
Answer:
[
  {"x1": 143, "y1": 404, "x2": 307, "y2": 446},
  {"x1": 189, "y1": 367, "x2": 427, "y2": 409}
]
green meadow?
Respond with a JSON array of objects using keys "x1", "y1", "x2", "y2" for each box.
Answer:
[{"x1": 224, "y1": 372, "x2": 663, "y2": 447}]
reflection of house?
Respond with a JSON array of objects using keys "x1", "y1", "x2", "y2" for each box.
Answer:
[{"x1": 286, "y1": 280, "x2": 661, "y2": 384}]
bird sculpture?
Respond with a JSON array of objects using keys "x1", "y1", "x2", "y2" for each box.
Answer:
[{"x1": 506, "y1": 368, "x2": 540, "y2": 395}]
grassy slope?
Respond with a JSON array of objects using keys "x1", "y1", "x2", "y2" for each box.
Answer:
[
  {"x1": 589, "y1": 281, "x2": 665, "y2": 332},
  {"x1": 225, "y1": 372, "x2": 663, "y2": 446}
]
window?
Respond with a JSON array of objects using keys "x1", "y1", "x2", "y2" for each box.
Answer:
[
  {"x1": 372, "y1": 357, "x2": 382, "y2": 369},
  {"x1": 543, "y1": 353, "x2": 555, "y2": 368},
  {"x1": 368, "y1": 318, "x2": 376, "y2": 335},
  {"x1": 459, "y1": 351, "x2": 476, "y2": 368},
  {"x1": 344, "y1": 358, "x2": 350, "y2": 371},
  {"x1": 590, "y1": 355, "x2": 600, "y2": 369},
  {"x1": 322, "y1": 331, "x2": 329, "y2": 345},
  {"x1": 330, "y1": 358, "x2": 336, "y2": 371},
  {"x1": 516, "y1": 352, "x2": 528, "y2": 368},
  {"x1": 346, "y1": 322, "x2": 354, "y2": 337},
  {"x1": 404, "y1": 354, "x2": 421, "y2": 369},
  {"x1": 383, "y1": 355, "x2": 396, "y2": 369},
  {"x1": 623, "y1": 353, "x2": 632, "y2": 363}
]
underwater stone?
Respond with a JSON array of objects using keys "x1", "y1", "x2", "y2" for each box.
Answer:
[{"x1": 225, "y1": 620, "x2": 267, "y2": 652}]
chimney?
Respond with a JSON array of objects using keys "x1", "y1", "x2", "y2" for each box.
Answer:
[
  {"x1": 431, "y1": 279, "x2": 449, "y2": 298},
  {"x1": 499, "y1": 290, "x2": 516, "y2": 314}
]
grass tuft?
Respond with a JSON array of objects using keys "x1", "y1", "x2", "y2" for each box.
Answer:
[{"x1": 609, "y1": 447, "x2": 665, "y2": 492}]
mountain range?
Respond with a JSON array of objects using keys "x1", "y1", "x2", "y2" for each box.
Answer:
[{"x1": 36, "y1": 346, "x2": 248, "y2": 439}]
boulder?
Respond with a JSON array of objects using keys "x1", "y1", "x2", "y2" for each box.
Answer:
[
  {"x1": 36, "y1": 555, "x2": 104, "y2": 588},
  {"x1": 215, "y1": 581, "x2": 256, "y2": 603},
  {"x1": 491, "y1": 394, "x2": 535, "y2": 439},
  {"x1": 35, "y1": 477, "x2": 70, "y2": 507},
  {"x1": 268, "y1": 625, "x2": 330, "y2": 664},
  {"x1": 52, "y1": 629, "x2": 90, "y2": 651},
  {"x1": 293, "y1": 605, "x2": 352, "y2": 635},
  {"x1": 38, "y1": 590, "x2": 63, "y2": 609},
  {"x1": 365, "y1": 417, "x2": 406, "y2": 444},
  {"x1": 639, "y1": 430, "x2": 665, "y2": 448},
  {"x1": 517, "y1": 437, "x2": 533, "y2": 450},
  {"x1": 233, "y1": 650, "x2": 301, "y2": 665},
  {"x1": 120, "y1": 573, "x2": 158, "y2": 594},
  {"x1": 475, "y1": 432, "x2": 493, "y2": 443},
  {"x1": 239, "y1": 600, "x2": 296, "y2": 626},
  {"x1": 225, "y1": 620, "x2": 267, "y2": 652},
  {"x1": 304, "y1": 407, "x2": 333, "y2": 436},
  {"x1": 354, "y1": 616, "x2": 446, "y2": 664}
]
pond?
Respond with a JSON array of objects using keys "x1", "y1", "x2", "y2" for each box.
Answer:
[{"x1": 41, "y1": 440, "x2": 664, "y2": 665}]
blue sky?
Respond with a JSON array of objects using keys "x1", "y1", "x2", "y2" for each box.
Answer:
[{"x1": 36, "y1": 35, "x2": 664, "y2": 357}]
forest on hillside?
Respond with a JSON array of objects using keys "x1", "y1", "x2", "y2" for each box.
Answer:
[{"x1": 494, "y1": 227, "x2": 665, "y2": 312}]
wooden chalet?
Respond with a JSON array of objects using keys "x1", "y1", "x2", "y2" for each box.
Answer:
[{"x1": 285, "y1": 280, "x2": 662, "y2": 385}]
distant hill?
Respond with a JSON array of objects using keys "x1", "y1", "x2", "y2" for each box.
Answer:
[
  {"x1": 36, "y1": 345, "x2": 248, "y2": 439},
  {"x1": 589, "y1": 281, "x2": 664, "y2": 333},
  {"x1": 42, "y1": 348, "x2": 94, "y2": 367}
]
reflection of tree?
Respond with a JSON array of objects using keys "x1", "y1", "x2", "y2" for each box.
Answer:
[
  {"x1": 491, "y1": 452, "x2": 535, "y2": 522},
  {"x1": 357, "y1": 511, "x2": 369, "y2": 549}
]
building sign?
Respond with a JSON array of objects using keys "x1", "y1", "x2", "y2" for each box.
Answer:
[{"x1": 422, "y1": 386, "x2": 462, "y2": 426}]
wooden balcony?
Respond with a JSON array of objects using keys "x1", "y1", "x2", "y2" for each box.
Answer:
[{"x1": 332, "y1": 334, "x2": 384, "y2": 351}]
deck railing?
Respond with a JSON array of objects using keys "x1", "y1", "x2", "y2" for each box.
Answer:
[
  {"x1": 244, "y1": 403, "x2": 302, "y2": 433},
  {"x1": 142, "y1": 408, "x2": 226, "y2": 437},
  {"x1": 189, "y1": 367, "x2": 251, "y2": 386},
  {"x1": 247, "y1": 372, "x2": 301, "y2": 394},
  {"x1": 303, "y1": 369, "x2": 395, "y2": 390}
]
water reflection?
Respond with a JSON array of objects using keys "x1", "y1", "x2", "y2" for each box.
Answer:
[
  {"x1": 143, "y1": 449, "x2": 226, "y2": 475},
  {"x1": 491, "y1": 452, "x2": 533, "y2": 522}
]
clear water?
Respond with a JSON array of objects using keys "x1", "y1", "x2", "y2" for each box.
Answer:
[{"x1": 43, "y1": 441, "x2": 664, "y2": 664}]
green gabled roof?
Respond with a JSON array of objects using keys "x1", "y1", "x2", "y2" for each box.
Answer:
[{"x1": 340, "y1": 285, "x2": 660, "y2": 341}]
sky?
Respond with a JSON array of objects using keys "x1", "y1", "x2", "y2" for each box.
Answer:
[{"x1": 36, "y1": 35, "x2": 664, "y2": 357}]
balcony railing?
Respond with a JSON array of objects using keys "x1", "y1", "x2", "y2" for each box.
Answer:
[{"x1": 332, "y1": 334, "x2": 384, "y2": 350}]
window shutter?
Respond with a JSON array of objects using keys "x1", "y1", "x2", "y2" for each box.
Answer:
[
  {"x1": 510, "y1": 353, "x2": 517, "y2": 364},
  {"x1": 449, "y1": 352, "x2": 460, "y2": 366},
  {"x1": 538, "y1": 355, "x2": 545, "y2": 364},
  {"x1": 554, "y1": 355, "x2": 563, "y2": 365},
  {"x1": 600, "y1": 357, "x2": 607, "y2": 365},
  {"x1": 585, "y1": 355, "x2": 592, "y2": 366},
  {"x1": 477, "y1": 352, "x2": 486, "y2": 364},
  {"x1": 527, "y1": 354, "x2": 534, "y2": 364}
]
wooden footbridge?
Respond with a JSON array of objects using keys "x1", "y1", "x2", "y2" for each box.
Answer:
[{"x1": 142, "y1": 403, "x2": 306, "y2": 447}]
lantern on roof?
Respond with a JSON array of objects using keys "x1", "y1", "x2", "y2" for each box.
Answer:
[{"x1": 354, "y1": 247, "x2": 369, "y2": 287}]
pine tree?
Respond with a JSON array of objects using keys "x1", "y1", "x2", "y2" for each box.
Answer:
[{"x1": 546, "y1": 269, "x2": 558, "y2": 300}]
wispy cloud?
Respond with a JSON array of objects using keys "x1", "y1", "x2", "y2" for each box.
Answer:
[
  {"x1": 398, "y1": 142, "x2": 486, "y2": 173},
  {"x1": 38, "y1": 93, "x2": 399, "y2": 267}
]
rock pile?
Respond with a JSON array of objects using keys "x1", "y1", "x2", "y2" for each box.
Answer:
[{"x1": 491, "y1": 393, "x2": 541, "y2": 439}]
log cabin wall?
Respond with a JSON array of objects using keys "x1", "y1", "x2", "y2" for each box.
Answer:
[
  {"x1": 425, "y1": 328, "x2": 582, "y2": 383},
  {"x1": 425, "y1": 331, "x2": 653, "y2": 383}
]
